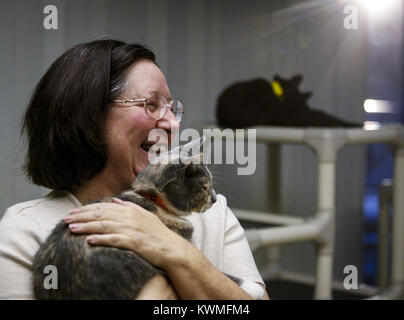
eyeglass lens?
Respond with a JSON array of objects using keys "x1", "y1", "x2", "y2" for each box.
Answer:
[{"x1": 145, "y1": 94, "x2": 183, "y2": 122}]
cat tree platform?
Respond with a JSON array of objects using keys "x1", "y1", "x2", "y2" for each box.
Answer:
[{"x1": 195, "y1": 124, "x2": 404, "y2": 299}]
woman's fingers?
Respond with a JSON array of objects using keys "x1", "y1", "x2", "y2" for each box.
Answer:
[
  {"x1": 69, "y1": 201, "x2": 126, "y2": 215},
  {"x1": 65, "y1": 199, "x2": 140, "y2": 224},
  {"x1": 64, "y1": 198, "x2": 183, "y2": 269},
  {"x1": 86, "y1": 233, "x2": 134, "y2": 251},
  {"x1": 64, "y1": 210, "x2": 107, "y2": 224},
  {"x1": 69, "y1": 198, "x2": 148, "y2": 218},
  {"x1": 113, "y1": 197, "x2": 146, "y2": 209},
  {"x1": 112, "y1": 197, "x2": 127, "y2": 205},
  {"x1": 68, "y1": 220, "x2": 122, "y2": 235}
]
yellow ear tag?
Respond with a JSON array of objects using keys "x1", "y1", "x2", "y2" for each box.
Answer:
[{"x1": 271, "y1": 81, "x2": 283, "y2": 99}]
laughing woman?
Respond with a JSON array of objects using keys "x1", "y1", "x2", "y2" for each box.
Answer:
[{"x1": 0, "y1": 39, "x2": 268, "y2": 300}]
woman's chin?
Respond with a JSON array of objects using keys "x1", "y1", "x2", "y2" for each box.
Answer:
[{"x1": 134, "y1": 150, "x2": 152, "y2": 175}]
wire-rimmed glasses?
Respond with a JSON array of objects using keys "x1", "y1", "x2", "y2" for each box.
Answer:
[{"x1": 111, "y1": 93, "x2": 184, "y2": 122}]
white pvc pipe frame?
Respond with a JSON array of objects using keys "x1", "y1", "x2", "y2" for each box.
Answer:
[{"x1": 203, "y1": 124, "x2": 404, "y2": 300}]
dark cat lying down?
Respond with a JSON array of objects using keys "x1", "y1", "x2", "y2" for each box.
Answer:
[
  {"x1": 216, "y1": 74, "x2": 361, "y2": 128},
  {"x1": 32, "y1": 140, "x2": 262, "y2": 299}
]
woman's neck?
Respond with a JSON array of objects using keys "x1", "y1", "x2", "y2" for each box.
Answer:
[{"x1": 71, "y1": 174, "x2": 128, "y2": 205}]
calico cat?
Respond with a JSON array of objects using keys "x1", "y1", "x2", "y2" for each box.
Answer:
[{"x1": 32, "y1": 138, "x2": 262, "y2": 299}]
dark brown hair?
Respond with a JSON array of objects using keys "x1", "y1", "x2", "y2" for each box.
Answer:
[{"x1": 22, "y1": 39, "x2": 156, "y2": 190}]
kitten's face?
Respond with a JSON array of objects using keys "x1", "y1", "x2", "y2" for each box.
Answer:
[{"x1": 132, "y1": 158, "x2": 216, "y2": 216}]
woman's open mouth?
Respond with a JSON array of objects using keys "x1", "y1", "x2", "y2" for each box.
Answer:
[
  {"x1": 140, "y1": 141, "x2": 168, "y2": 155},
  {"x1": 140, "y1": 142, "x2": 154, "y2": 152}
]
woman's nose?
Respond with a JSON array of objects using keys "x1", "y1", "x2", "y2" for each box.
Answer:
[{"x1": 156, "y1": 108, "x2": 180, "y2": 134}]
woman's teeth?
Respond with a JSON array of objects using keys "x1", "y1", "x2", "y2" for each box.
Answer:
[
  {"x1": 141, "y1": 143, "x2": 152, "y2": 152},
  {"x1": 141, "y1": 143, "x2": 168, "y2": 155}
]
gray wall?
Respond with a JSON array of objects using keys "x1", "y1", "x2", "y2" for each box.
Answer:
[{"x1": 0, "y1": 0, "x2": 368, "y2": 282}]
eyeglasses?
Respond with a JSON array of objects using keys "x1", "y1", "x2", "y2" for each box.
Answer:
[{"x1": 111, "y1": 93, "x2": 184, "y2": 122}]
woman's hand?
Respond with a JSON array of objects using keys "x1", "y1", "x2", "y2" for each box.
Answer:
[
  {"x1": 64, "y1": 198, "x2": 190, "y2": 269},
  {"x1": 64, "y1": 198, "x2": 265, "y2": 300}
]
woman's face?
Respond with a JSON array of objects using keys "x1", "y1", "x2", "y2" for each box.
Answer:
[{"x1": 102, "y1": 59, "x2": 179, "y2": 192}]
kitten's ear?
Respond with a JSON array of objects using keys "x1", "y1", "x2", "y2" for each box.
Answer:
[
  {"x1": 180, "y1": 136, "x2": 206, "y2": 158},
  {"x1": 179, "y1": 136, "x2": 206, "y2": 165},
  {"x1": 179, "y1": 152, "x2": 203, "y2": 166}
]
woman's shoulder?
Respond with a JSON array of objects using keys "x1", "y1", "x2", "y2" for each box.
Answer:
[
  {"x1": 0, "y1": 190, "x2": 79, "y2": 243},
  {"x1": 0, "y1": 190, "x2": 78, "y2": 300},
  {"x1": 4, "y1": 189, "x2": 77, "y2": 216}
]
